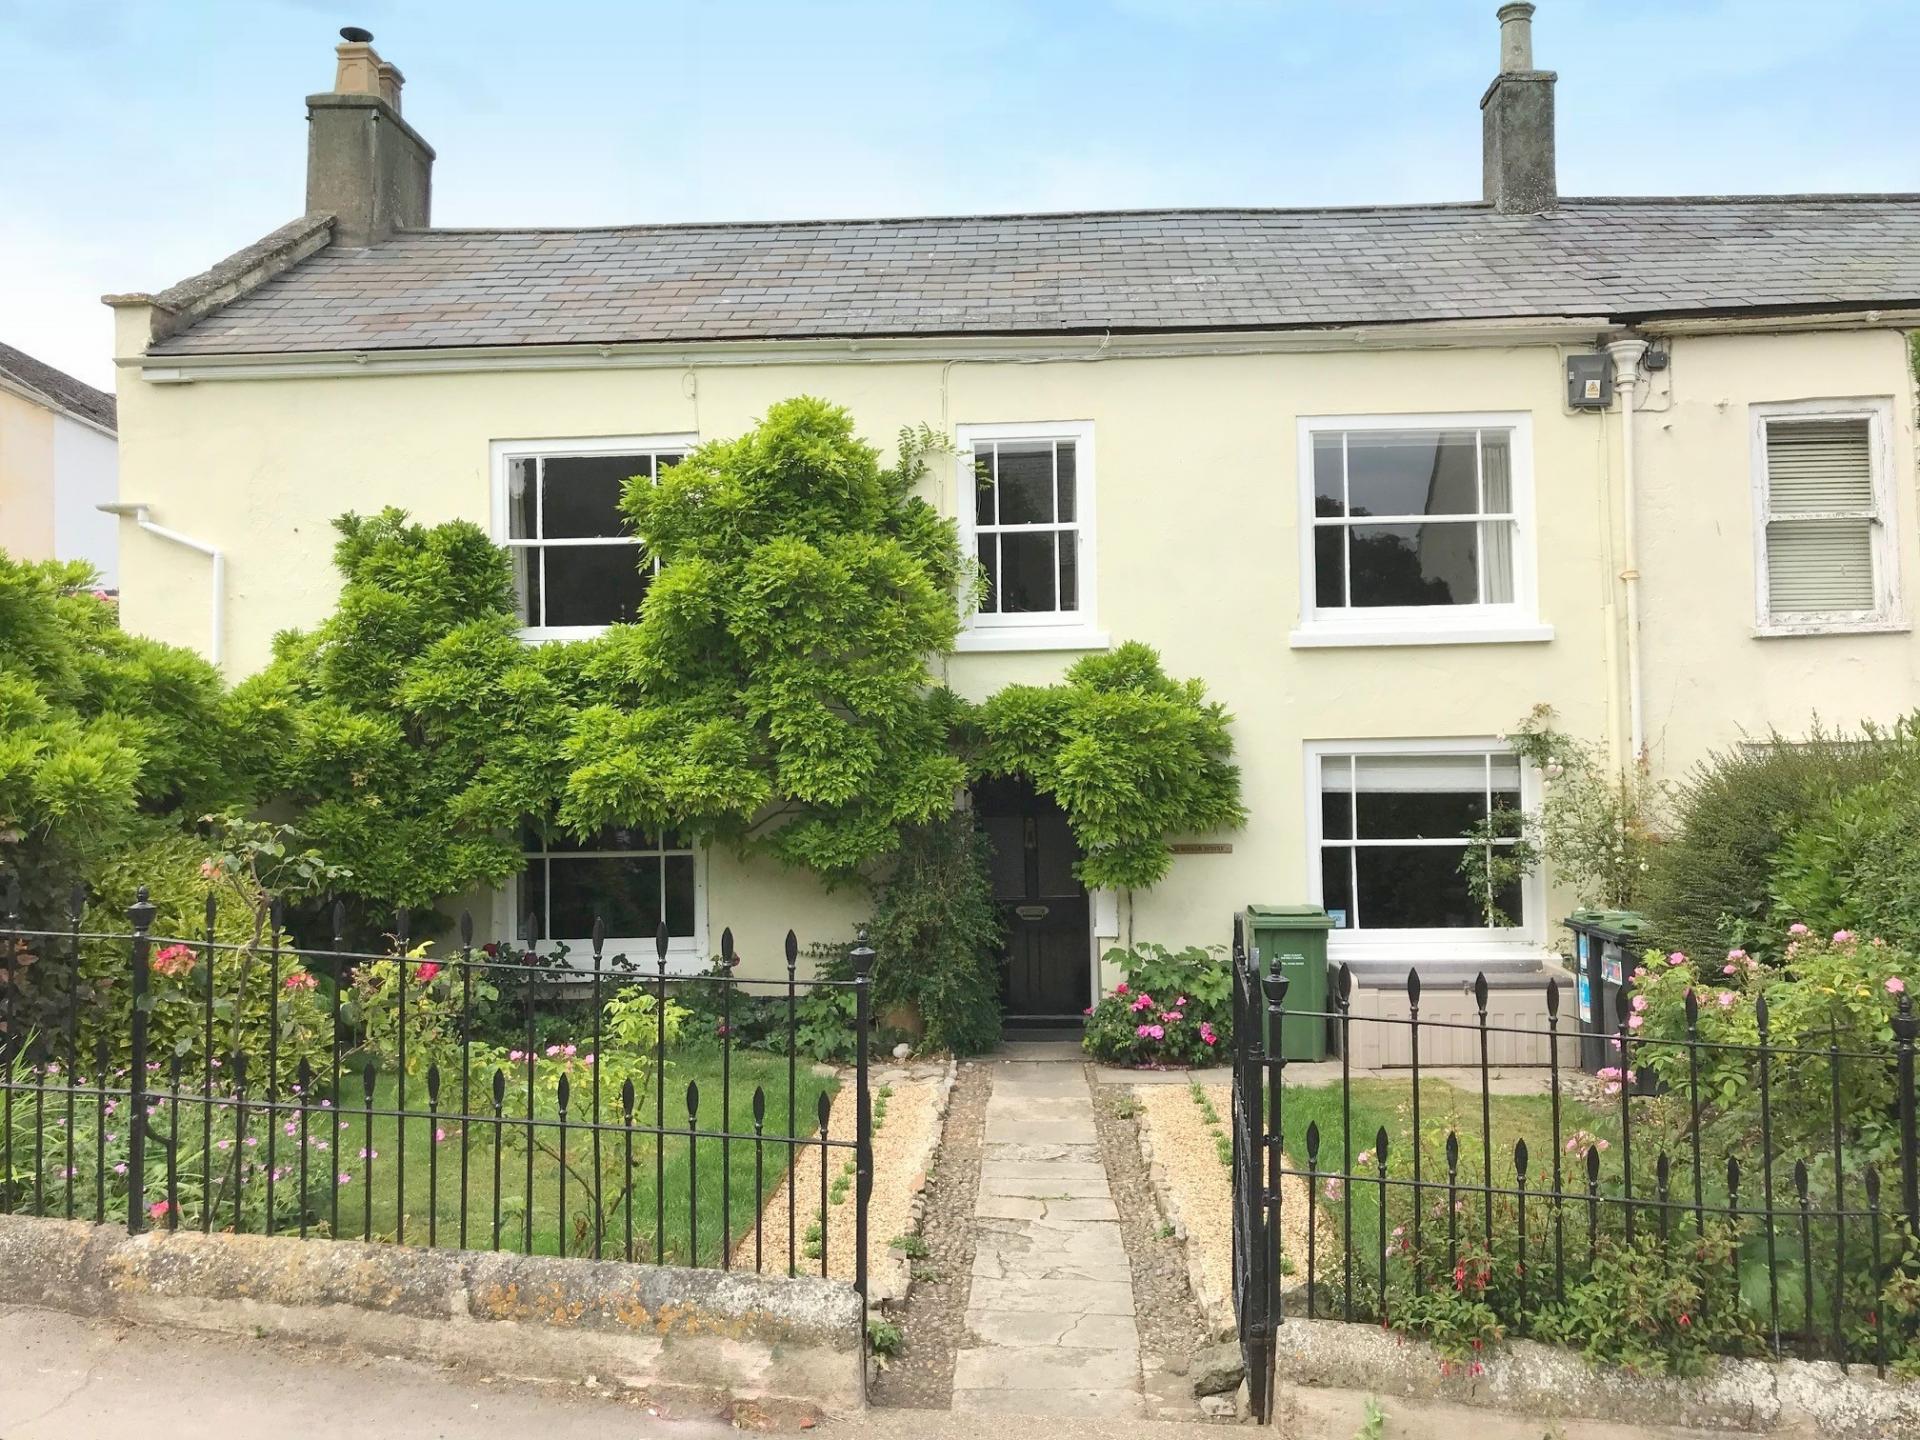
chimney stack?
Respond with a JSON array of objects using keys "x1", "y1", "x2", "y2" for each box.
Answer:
[
  {"x1": 1480, "y1": 3, "x2": 1556, "y2": 214},
  {"x1": 307, "y1": 27, "x2": 435, "y2": 247}
]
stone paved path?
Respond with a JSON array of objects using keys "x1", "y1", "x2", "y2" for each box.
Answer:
[{"x1": 949, "y1": 1061, "x2": 1143, "y2": 1417}]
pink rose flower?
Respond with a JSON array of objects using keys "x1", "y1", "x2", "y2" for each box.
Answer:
[
  {"x1": 1667, "y1": 951, "x2": 1688, "y2": 966},
  {"x1": 1888, "y1": 976, "x2": 1907, "y2": 995},
  {"x1": 1832, "y1": 930, "x2": 1855, "y2": 945},
  {"x1": 1788, "y1": 923, "x2": 1810, "y2": 936}
]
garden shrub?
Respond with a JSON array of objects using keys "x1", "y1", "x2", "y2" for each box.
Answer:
[
  {"x1": 0, "y1": 552, "x2": 268, "y2": 924},
  {"x1": 1644, "y1": 724, "x2": 1892, "y2": 960},
  {"x1": 1770, "y1": 717, "x2": 1920, "y2": 948},
  {"x1": 866, "y1": 812, "x2": 1002, "y2": 1055},
  {"x1": 241, "y1": 508, "x2": 589, "y2": 934},
  {"x1": 1081, "y1": 943, "x2": 1230, "y2": 1066},
  {"x1": 975, "y1": 643, "x2": 1244, "y2": 890}
]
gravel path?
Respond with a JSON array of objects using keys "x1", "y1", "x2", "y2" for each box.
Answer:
[
  {"x1": 1133, "y1": 1081, "x2": 1316, "y2": 1328},
  {"x1": 868, "y1": 1062, "x2": 989, "y2": 1410},
  {"x1": 1091, "y1": 1080, "x2": 1212, "y2": 1369},
  {"x1": 731, "y1": 1062, "x2": 945, "y2": 1282}
]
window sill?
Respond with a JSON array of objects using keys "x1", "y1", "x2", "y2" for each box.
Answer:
[
  {"x1": 517, "y1": 626, "x2": 611, "y2": 644},
  {"x1": 1752, "y1": 617, "x2": 1910, "y2": 639},
  {"x1": 955, "y1": 627, "x2": 1111, "y2": 654},
  {"x1": 1289, "y1": 622, "x2": 1554, "y2": 649},
  {"x1": 1328, "y1": 938, "x2": 1562, "y2": 972}
]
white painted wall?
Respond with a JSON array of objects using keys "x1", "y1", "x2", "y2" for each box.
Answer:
[{"x1": 52, "y1": 412, "x2": 118, "y2": 586}]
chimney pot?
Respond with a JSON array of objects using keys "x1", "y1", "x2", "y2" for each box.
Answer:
[
  {"x1": 1497, "y1": 2, "x2": 1535, "y2": 73},
  {"x1": 308, "y1": 32, "x2": 433, "y2": 245},
  {"x1": 1481, "y1": 4, "x2": 1556, "y2": 213}
]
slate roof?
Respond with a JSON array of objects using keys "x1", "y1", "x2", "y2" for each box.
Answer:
[
  {"x1": 0, "y1": 340, "x2": 116, "y2": 430},
  {"x1": 147, "y1": 196, "x2": 1920, "y2": 357}
]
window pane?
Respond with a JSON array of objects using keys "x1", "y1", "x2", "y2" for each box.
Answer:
[
  {"x1": 994, "y1": 442, "x2": 1056, "y2": 525},
  {"x1": 1347, "y1": 522, "x2": 1478, "y2": 606},
  {"x1": 546, "y1": 854, "x2": 661, "y2": 940},
  {"x1": 1313, "y1": 434, "x2": 1345, "y2": 518},
  {"x1": 1480, "y1": 519, "x2": 1516, "y2": 605},
  {"x1": 663, "y1": 855, "x2": 696, "y2": 938},
  {"x1": 1767, "y1": 517, "x2": 1876, "y2": 614},
  {"x1": 512, "y1": 547, "x2": 542, "y2": 627},
  {"x1": 1767, "y1": 419, "x2": 1872, "y2": 514},
  {"x1": 1056, "y1": 442, "x2": 1077, "y2": 523},
  {"x1": 1354, "y1": 845, "x2": 1481, "y2": 927},
  {"x1": 972, "y1": 448, "x2": 996, "y2": 527},
  {"x1": 542, "y1": 543, "x2": 650, "y2": 627},
  {"x1": 541, "y1": 455, "x2": 643, "y2": 539},
  {"x1": 1354, "y1": 754, "x2": 1488, "y2": 838},
  {"x1": 998, "y1": 532, "x2": 1057, "y2": 612},
  {"x1": 508, "y1": 458, "x2": 539, "y2": 540},
  {"x1": 977, "y1": 535, "x2": 999, "y2": 612},
  {"x1": 1058, "y1": 530, "x2": 1079, "y2": 612},
  {"x1": 1321, "y1": 847, "x2": 1354, "y2": 928},
  {"x1": 1314, "y1": 526, "x2": 1347, "y2": 609},
  {"x1": 1346, "y1": 431, "x2": 1479, "y2": 518},
  {"x1": 1320, "y1": 755, "x2": 1354, "y2": 839},
  {"x1": 1489, "y1": 755, "x2": 1521, "y2": 811}
]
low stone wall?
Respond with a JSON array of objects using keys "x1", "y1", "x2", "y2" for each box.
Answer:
[
  {"x1": 0, "y1": 1215, "x2": 864, "y2": 1415},
  {"x1": 1272, "y1": 1314, "x2": 1920, "y2": 1439}
]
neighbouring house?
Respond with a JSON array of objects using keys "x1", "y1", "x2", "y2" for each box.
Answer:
[
  {"x1": 101, "y1": 7, "x2": 1920, "y2": 1056},
  {"x1": 0, "y1": 341, "x2": 118, "y2": 587}
]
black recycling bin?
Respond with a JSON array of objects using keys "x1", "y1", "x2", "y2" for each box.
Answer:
[{"x1": 1563, "y1": 910, "x2": 1654, "y2": 1078}]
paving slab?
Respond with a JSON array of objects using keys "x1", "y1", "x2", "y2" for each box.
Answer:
[
  {"x1": 951, "y1": 1346, "x2": 1140, "y2": 1391},
  {"x1": 970, "y1": 1249, "x2": 1133, "y2": 1285},
  {"x1": 979, "y1": 1140, "x2": 1099, "y2": 1164},
  {"x1": 977, "y1": 1173, "x2": 1112, "y2": 1200},
  {"x1": 973, "y1": 1193, "x2": 1119, "y2": 1222},
  {"x1": 966, "y1": 1276, "x2": 1135, "y2": 1316},
  {"x1": 945, "y1": 1385, "x2": 1144, "y2": 1418},
  {"x1": 962, "y1": 1308, "x2": 1140, "y2": 1348},
  {"x1": 981, "y1": 1117, "x2": 1097, "y2": 1146}
]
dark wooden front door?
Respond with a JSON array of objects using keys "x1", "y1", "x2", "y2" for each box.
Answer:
[{"x1": 975, "y1": 777, "x2": 1091, "y2": 1023}]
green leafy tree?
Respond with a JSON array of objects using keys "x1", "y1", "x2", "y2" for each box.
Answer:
[
  {"x1": 974, "y1": 642, "x2": 1244, "y2": 889},
  {"x1": 242, "y1": 510, "x2": 588, "y2": 923},
  {"x1": 561, "y1": 398, "x2": 968, "y2": 877},
  {"x1": 0, "y1": 552, "x2": 262, "y2": 922}
]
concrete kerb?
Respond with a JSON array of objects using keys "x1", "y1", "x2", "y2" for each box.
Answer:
[
  {"x1": 0, "y1": 1214, "x2": 864, "y2": 1415},
  {"x1": 1271, "y1": 1314, "x2": 1920, "y2": 1439},
  {"x1": 872, "y1": 1055, "x2": 958, "y2": 1311}
]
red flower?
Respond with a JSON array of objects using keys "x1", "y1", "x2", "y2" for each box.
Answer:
[
  {"x1": 1677, "y1": 1313, "x2": 1691, "y2": 1328},
  {"x1": 415, "y1": 961, "x2": 441, "y2": 984}
]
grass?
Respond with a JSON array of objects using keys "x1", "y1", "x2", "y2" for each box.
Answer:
[
  {"x1": 1279, "y1": 1075, "x2": 1612, "y2": 1293},
  {"x1": 319, "y1": 1046, "x2": 839, "y2": 1267}
]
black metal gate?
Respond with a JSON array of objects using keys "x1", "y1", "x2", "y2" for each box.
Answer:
[{"x1": 1228, "y1": 915, "x2": 1281, "y2": 1421}]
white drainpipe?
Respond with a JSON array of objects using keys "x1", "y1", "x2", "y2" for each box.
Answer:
[
  {"x1": 1606, "y1": 337, "x2": 1650, "y2": 764},
  {"x1": 97, "y1": 503, "x2": 225, "y2": 668}
]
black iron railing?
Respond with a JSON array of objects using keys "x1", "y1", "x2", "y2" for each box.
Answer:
[
  {"x1": 1227, "y1": 917, "x2": 1920, "y2": 1392},
  {"x1": 0, "y1": 882, "x2": 873, "y2": 1303}
]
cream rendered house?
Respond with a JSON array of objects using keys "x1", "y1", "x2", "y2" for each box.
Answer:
[
  {"x1": 0, "y1": 341, "x2": 118, "y2": 587},
  {"x1": 103, "y1": 8, "x2": 1920, "y2": 1049}
]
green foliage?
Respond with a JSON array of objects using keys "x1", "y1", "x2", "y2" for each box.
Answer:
[
  {"x1": 0, "y1": 552, "x2": 265, "y2": 922},
  {"x1": 1528, "y1": 1229, "x2": 1753, "y2": 1375},
  {"x1": 865, "y1": 812, "x2": 1002, "y2": 1055},
  {"x1": 975, "y1": 642, "x2": 1244, "y2": 889},
  {"x1": 1645, "y1": 722, "x2": 1891, "y2": 960},
  {"x1": 795, "y1": 942, "x2": 862, "y2": 1063},
  {"x1": 1460, "y1": 705, "x2": 1664, "y2": 921},
  {"x1": 1634, "y1": 928, "x2": 1914, "y2": 1169},
  {"x1": 562, "y1": 400, "x2": 967, "y2": 878},
  {"x1": 1771, "y1": 717, "x2": 1920, "y2": 947},
  {"x1": 867, "y1": 1316, "x2": 905, "y2": 1357},
  {"x1": 245, "y1": 509, "x2": 586, "y2": 925},
  {"x1": 1081, "y1": 943, "x2": 1231, "y2": 1066}
]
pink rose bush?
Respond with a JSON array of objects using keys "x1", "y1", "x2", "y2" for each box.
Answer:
[{"x1": 1081, "y1": 943, "x2": 1232, "y2": 1067}]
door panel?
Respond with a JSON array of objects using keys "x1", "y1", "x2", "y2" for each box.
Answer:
[{"x1": 975, "y1": 778, "x2": 1091, "y2": 1022}]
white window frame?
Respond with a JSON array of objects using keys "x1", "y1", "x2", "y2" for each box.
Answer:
[
  {"x1": 1291, "y1": 412, "x2": 1551, "y2": 649},
  {"x1": 515, "y1": 829, "x2": 708, "y2": 974},
  {"x1": 1304, "y1": 737, "x2": 1547, "y2": 965},
  {"x1": 490, "y1": 433, "x2": 698, "y2": 641},
  {"x1": 954, "y1": 420, "x2": 1108, "y2": 653},
  {"x1": 1749, "y1": 397, "x2": 1903, "y2": 638}
]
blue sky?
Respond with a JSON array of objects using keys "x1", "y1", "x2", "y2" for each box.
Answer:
[{"x1": 3, "y1": 0, "x2": 1916, "y2": 390}]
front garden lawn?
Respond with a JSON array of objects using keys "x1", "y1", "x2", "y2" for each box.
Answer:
[{"x1": 306, "y1": 1047, "x2": 837, "y2": 1268}]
